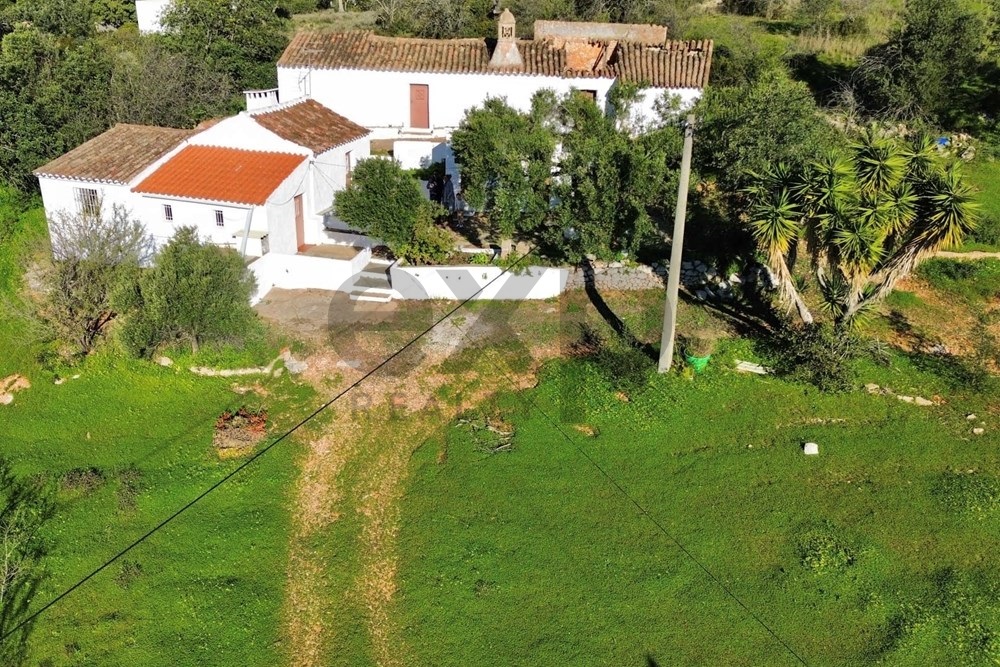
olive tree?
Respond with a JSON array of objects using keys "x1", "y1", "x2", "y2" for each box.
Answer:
[
  {"x1": 39, "y1": 203, "x2": 153, "y2": 355},
  {"x1": 117, "y1": 227, "x2": 257, "y2": 355}
]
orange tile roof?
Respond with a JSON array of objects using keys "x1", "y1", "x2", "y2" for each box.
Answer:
[
  {"x1": 279, "y1": 31, "x2": 713, "y2": 89},
  {"x1": 252, "y1": 99, "x2": 369, "y2": 154},
  {"x1": 133, "y1": 146, "x2": 307, "y2": 206},
  {"x1": 34, "y1": 124, "x2": 197, "y2": 183}
]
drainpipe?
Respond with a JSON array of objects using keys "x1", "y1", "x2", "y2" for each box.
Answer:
[{"x1": 239, "y1": 206, "x2": 255, "y2": 258}]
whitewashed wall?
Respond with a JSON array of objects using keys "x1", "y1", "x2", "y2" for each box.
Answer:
[
  {"x1": 190, "y1": 115, "x2": 310, "y2": 155},
  {"x1": 38, "y1": 178, "x2": 133, "y2": 222},
  {"x1": 390, "y1": 265, "x2": 567, "y2": 300},
  {"x1": 279, "y1": 67, "x2": 701, "y2": 138},
  {"x1": 132, "y1": 195, "x2": 261, "y2": 251},
  {"x1": 249, "y1": 248, "x2": 372, "y2": 304},
  {"x1": 312, "y1": 134, "x2": 370, "y2": 217}
]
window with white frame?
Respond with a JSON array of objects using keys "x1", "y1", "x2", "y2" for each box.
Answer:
[
  {"x1": 163, "y1": 204, "x2": 173, "y2": 221},
  {"x1": 74, "y1": 187, "x2": 100, "y2": 217},
  {"x1": 214, "y1": 210, "x2": 224, "y2": 226}
]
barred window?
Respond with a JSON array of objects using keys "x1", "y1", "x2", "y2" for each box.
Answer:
[
  {"x1": 74, "y1": 188, "x2": 100, "y2": 217},
  {"x1": 163, "y1": 204, "x2": 173, "y2": 221},
  {"x1": 215, "y1": 210, "x2": 224, "y2": 227}
]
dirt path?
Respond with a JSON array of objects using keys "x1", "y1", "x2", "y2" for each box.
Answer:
[
  {"x1": 275, "y1": 300, "x2": 560, "y2": 667},
  {"x1": 935, "y1": 250, "x2": 1000, "y2": 260}
]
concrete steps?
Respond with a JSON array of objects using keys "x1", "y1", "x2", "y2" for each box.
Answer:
[{"x1": 348, "y1": 265, "x2": 396, "y2": 303}]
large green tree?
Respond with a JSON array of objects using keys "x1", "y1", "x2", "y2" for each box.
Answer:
[
  {"x1": 118, "y1": 228, "x2": 258, "y2": 355},
  {"x1": 161, "y1": 0, "x2": 291, "y2": 92},
  {"x1": 854, "y1": 0, "x2": 994, "y2": 129},
  {"x1": 695, "y1": 71, "x2": 836, "y2": 194},
  {"x1": 450, "y1": 93, "x2": 557, "y2": 240},
  {"x1": 745, "y1": 128, "x2": 979, "y2": 327},
  {"x1": 334, "y1": 158, "x2": 453, "y2": 263}
]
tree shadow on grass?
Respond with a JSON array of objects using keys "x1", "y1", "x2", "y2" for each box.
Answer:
[
  {"x1": 581, "y1": 258, "x2": 657, "y2": 361},
  {"x1": 884, "y1": 308, "x2": 990, "y2": 391}
]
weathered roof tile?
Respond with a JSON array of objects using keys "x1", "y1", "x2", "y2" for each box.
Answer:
[
  {"x1": 279, "y1": 31, "x2": 712, "y2": 89},
  {"x1": 34, "y1": 124, "x2": 197, "y2": 184},
  {"x1": 252, "y1": 99, "x2": 369, "y2": 154}
]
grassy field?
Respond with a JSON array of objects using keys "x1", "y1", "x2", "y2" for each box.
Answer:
[
  {"x1": 0, "y1": 203, "x2": 314, "y2": 666},
  {"x1": 396, "y1": 346, "x2": 999, "y2": 665},
  {"x1": 965, "y1": 160, "x2": 1000, "y2": 251}
]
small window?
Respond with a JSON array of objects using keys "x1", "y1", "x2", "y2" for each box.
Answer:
[
  {"x1": 578, "y1": 89, "x2": 598, "y2": 103},
  {"x1": 214, "y1": 210, "x2": 224, "y2": 227},
  {"x1": 163, "y1": 204, "x2": 173, "y2": 222},
  {"x1": 74, "y1": 187, "x2": 100, "y2": 217}
]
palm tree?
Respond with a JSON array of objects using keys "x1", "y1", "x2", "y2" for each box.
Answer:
[
  {"x1": 745, "y1": 164, "x2": 814, "y2": 324},
  {"x1": 743, "y1": 127, "x2": 978, "y2": 328}
]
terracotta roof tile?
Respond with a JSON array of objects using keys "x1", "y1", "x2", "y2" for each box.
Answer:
[
  {"x1": 278, "y1": 31, "x2": 712, "y2": 89},
  {"x1": 252, "y1": 99, "x2": 370, "y2": 154},
  {"x1": 133, "y1": 146, "x2": 307, "y2": 206},
  {"x1": 34, "y1": 124, "x2": 197, "y2": 184}
]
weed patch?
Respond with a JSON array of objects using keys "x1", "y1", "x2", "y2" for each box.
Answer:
[
  {"x1": 933, "y1": 470, "x2": 1000, "y2": 518},
  {"x1": 796, "y1": 523, "x2": 857, "y2": 572}
]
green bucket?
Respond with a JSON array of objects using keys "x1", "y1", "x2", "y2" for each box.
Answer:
[{"x1": 685, "y1": 353, "x2": 711, "y2": 373}]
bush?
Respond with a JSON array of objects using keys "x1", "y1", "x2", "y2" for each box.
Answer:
[
  {"x1": 335, "y1": 158, "x2": 453, "y2": 263},
  {"x1": 115, "y1": 228, "x2": 257, "y2": 355},
  {"x1": 765, "y1": 323, "x2": 857, "y2": 392}
]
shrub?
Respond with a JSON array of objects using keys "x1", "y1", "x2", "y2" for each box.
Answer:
[
  {"x1": 115, "y1": 227, "x2": 258, "y2": 355},
  {"x1": 335, "y1": 158, "x2": 453, "y2": 263},
  {"x1": 765, "y1": 323, "x2": 855, "y2": 392}
]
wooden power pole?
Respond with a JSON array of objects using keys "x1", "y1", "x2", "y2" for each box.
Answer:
[{"x1": 658, "y1": 114, "x2": 696, "y2": 373}]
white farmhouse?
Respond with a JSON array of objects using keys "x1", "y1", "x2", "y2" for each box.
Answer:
[
  {"x1": 35, "y1": 11, "x2": 712, "y2": 303},
  {"x1": 274, "y1": 10, "x2": 712, "y2": 169}
]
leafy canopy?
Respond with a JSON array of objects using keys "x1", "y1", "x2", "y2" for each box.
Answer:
[
  {"x1": 334, "y1": 158, "x2": 452, "y2": 264},
  {"x1": 117, "y1": 227, "x2": 258, "y2": 355},
  {"x1": 745, "y1": 128, "x2": 979, "y2": 327}
]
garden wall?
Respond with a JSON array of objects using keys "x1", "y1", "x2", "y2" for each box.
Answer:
[
  {"x1": 390, "y1": 265, "x2": 567, "y2": 300},
  {"x1": 249, "y1": 249, "x2": 370, "y2": 304}
]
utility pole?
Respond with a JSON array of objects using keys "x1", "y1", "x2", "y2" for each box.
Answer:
[{"x1": 658, "y1": 114, "x2": 696, "y2": 373}]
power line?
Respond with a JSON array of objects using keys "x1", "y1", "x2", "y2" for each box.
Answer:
[
  {"x1": 0, "y1": 251, "x2": 535, "y2": 645},
  {"x1": 466, "y1": 337, "x2": 810, "y2": 666}
]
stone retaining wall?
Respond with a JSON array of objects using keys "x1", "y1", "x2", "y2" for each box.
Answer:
[{"x1": 565, "y1": 263, "x2": 666, "y2": 291}]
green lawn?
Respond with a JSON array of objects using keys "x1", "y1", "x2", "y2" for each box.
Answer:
[
  {"x1": 964, "y1": 159, "x2": 1000, "y2": 251},
  {"x1": 0, "y1": 201, "x2": 314, "y2": 666},
  {"x1": 397, "y1": 350, "x2": 1000, "y2": 665}
]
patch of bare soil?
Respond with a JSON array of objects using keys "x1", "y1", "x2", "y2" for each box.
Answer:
[
  {"x1": 282, "y1": 305, "x2": 561, "y2": 667},
  {"x1": 0, "y1": 374, "x2": 30, "y2": 405},
  {"x1": 885, "y1": 277, "x2": 979, "y2": 356},
  {"x1": 212, "y1": 407, "x2": 267, "y2": 459}
]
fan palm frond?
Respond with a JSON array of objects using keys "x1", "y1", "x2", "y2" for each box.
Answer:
[{"x1": 852, "y1": 127, "x2": 907, "y2": 196}]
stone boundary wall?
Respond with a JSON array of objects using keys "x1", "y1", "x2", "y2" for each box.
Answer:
[{"x1": 564, "y1": 263, "x2": 667, "y2": 291}]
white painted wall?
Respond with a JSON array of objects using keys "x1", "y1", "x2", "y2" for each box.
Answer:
[
  {"x1": 38, "y1": 178, "x2": 134, "y2": 223},
  {"x1": 190, "y1": 114, "x2": 310, "y2": 156},
  {"x1": 390, "y1": 265, "x2": 567, "y2": 300},
  {"x1": 278, "y1": 67, "x2": 700, "y2": 138},
  {"x1": 132, "y1": 194, "x2": 262, "y2": 251},
  {"x1": 249, "y1": 247, "x2": 372, "y2": 304},
  {"x1": 312, "y1": 135, "x2": 370, "y2": 216},
  {"x1": 135, "y1": 0, "x2": 170, "y2": 34},
  {"x1": 263, "y1": 159, "x2": 311, "y2": 254}
]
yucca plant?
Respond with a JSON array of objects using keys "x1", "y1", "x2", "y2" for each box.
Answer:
[{"x1": 744, "y1": 126, "x2": 979, "y2": 329}]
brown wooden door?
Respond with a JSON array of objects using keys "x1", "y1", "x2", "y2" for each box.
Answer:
[
  {"x1": 294, "y1": 194, "x2": 305, "y2": 251},
  {"x1": 410, "y1": 84, "x2": 429, "y2": 129}
]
